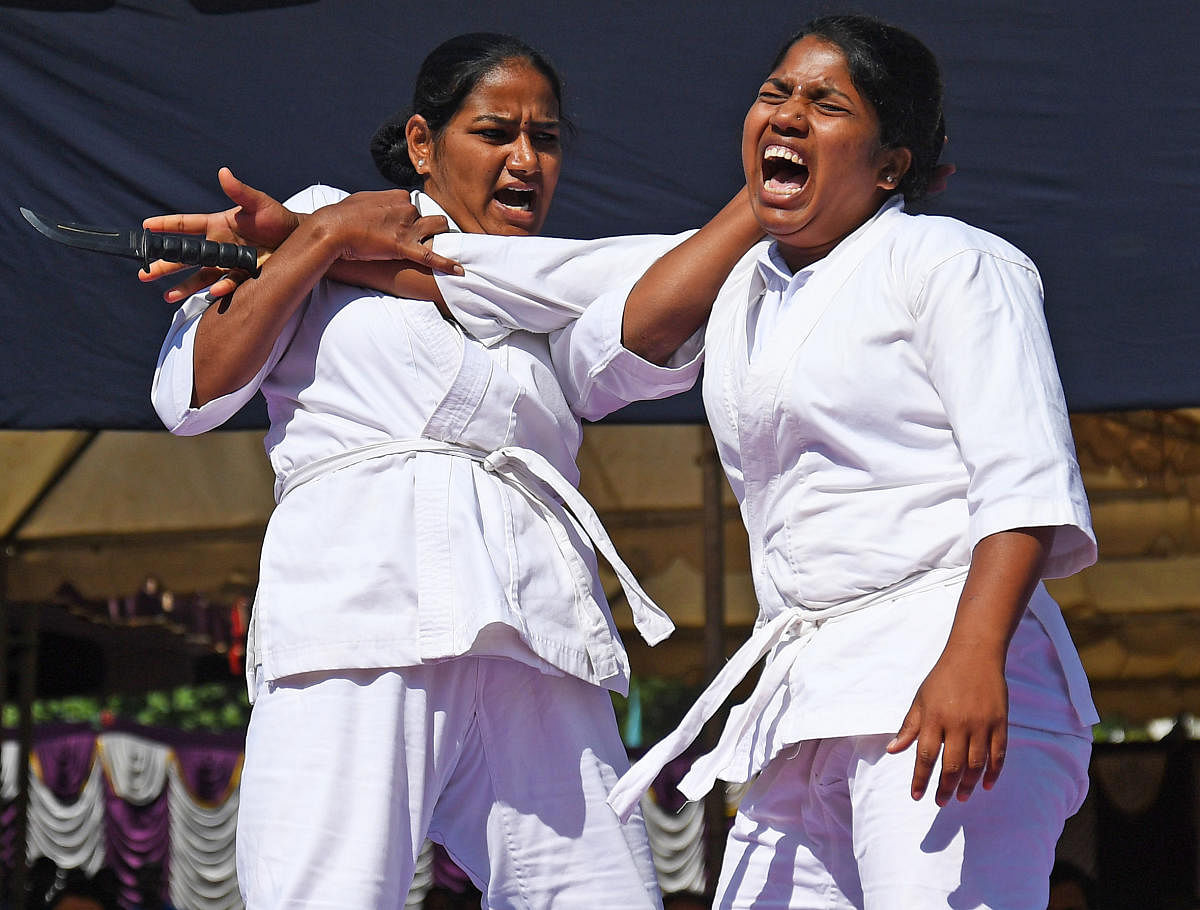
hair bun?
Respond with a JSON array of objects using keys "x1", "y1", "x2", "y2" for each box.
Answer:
[{"x1": 370, "y1": 112, "x2": 418, "y2": 188}]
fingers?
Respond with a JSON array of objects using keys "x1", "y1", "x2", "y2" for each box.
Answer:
[
  {"x1": 934, "y1": 730, "x2": 968, "y2": 806},
  {"x1": 162, "y1": 268, "x2": 225, "y2": 303},
  {"x1": 954, "y1": 734, "x2": 990, "y2": 803},
  {"x1": 219, "y1": 166, "x2": 266, "y2": 209},
  {"x1": 147, "y1": 267, "x2": 245, "y2": 304},
  {"x1": 886, "y1": 710, "x2": 920, "y2": 755},
  {"x1": 926, "y1": 162, "x2": 957, "y2": 197},
  {"x1": 414, "y1": 244, "x2": 464, "y2": 276},
  {"x1": 895, "y1": 721, "x2": 1006, "y2": 806},
  {"x1": 415, "y1": 215, "x2": 451, "y2": 239},
  {"x1": 888, "y1": 707, "x2": 940, "y2": 802},
  {"x1": 410, "y1": 216, "x2": 462, "y2": 274},
  {"x1": 139, "y1": 259, "x2": 189, "y2": 282},
  {"x1": 910, "y1": 726, "x2": 941, "y2": 803},
  {"x1": 982, "y1": 726, "x2": 1007, "y2": 791},
  {"x1": 142, "y1": 213, "x2": 213, "y2": 233}
]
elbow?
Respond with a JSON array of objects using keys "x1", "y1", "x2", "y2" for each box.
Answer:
[{"x1": 620, "y1": 325, "x2": 680, "y2": 367}]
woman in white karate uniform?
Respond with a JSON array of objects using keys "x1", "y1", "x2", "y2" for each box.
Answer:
[
  {"x1": 320, "y1": 15, "x2": 1096, "y2": 909},
  {"x1": 146, "y1": 32, "x2": 755, "y2": 909}
]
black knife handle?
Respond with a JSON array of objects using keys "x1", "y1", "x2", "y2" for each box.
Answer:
[{"x1": 141, "y1": 231, "x2": 261, "y2": 277}]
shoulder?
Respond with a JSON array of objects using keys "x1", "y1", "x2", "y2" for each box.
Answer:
[
  {"x1": 889, "y1": 210, "x2": 1038, "y2": 277},
  {"x1": 711, "y1": 241, "x2": 772, "y2": 315},
  {"x1": 723, "y1": 240, "x2": 773, "y2": 292},
  {"x1": 282, "y1": 184, "x2": 351, "y2": 216},
  {"x1": 880, "y1": 211, "x2": 1043, "y2": 317}
]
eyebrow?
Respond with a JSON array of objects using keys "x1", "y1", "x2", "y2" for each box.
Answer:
[
  {"x1": 808, "y1": 84, "x2": 854, "y2": 103},
  {"x1": 470, "y1": 114, "x2": 560, "y2": 129},
  {"x1": 763, "y1": 77, "x2": 854, "y2": 104}
]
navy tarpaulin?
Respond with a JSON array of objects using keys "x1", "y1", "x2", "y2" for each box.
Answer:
[{"x1": 1, "y1": 0, "x2": 1196, "y2": 428}]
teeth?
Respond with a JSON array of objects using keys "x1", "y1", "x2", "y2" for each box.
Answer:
[
  {"x1": 497, "y1": 188, "x2": 534, "y2": 211},
  {"x1": 764, "y1": 145, "x2": 805, "y2": 165}
]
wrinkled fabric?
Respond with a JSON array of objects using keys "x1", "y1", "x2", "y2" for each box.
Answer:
[{"x1": 153, "y1": 187, "x2": 699, "y2": 692}]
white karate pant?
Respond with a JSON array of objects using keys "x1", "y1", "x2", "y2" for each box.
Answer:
[
  {"x1": 714, "y1": 726, "x2": 1091, "y2": 910},
  {"x1": 236, "y1": 658, "x2": 662, "y2": 909}
]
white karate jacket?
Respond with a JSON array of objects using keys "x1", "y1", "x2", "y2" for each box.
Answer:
[
  {"x1": 152, "y1": 186, "x2": 698, "y2": 692},
  {"x1": 429, "y1": 197, "x2": 1099, "y2": 808}
]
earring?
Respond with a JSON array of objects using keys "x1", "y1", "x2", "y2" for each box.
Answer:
[{"x1": 418, "y1": 159, "x2": 425, "y2": 167}]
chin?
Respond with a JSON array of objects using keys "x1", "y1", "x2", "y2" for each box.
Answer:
[{"x1": 491, "y1": 222, "x2": 539, "y2": 237}]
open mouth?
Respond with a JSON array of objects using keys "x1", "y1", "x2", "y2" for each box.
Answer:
[
  {"x1": 762, "y1": 145, "x2": 809, "y2": 196},
  {"x1": 494, "y1": 187, "x2": 536, "y2": 212}
]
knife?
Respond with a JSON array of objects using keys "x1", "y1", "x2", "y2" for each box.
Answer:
[{"x1": 20, "y1": 206, "x2": 262, "y2": 276}]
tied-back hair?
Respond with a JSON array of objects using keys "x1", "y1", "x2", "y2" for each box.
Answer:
[
  {"x1": 775, "y1": 14, "x2": 946, "y2": 201},
  {"x1": 371, "y1": 32, "x2": 567, "y2": 189}
]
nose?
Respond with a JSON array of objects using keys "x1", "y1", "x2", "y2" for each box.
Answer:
[
  {"x1": 507, "y1": 132, "x2": 540, "y2": 176},
  {"x1": 770, "y1": 95, "x2": 809, "y2": 134}
]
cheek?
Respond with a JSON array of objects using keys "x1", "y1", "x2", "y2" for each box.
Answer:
[
  {"x1": 542, "y1": 157, "x2": 564, "y2": 192},
  {"x1": 740, "y1": 112, "x2": 760, "y2": 175}
]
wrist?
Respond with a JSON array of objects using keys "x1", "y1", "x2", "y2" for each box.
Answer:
[{"x1": 292, "y1": 209, "x2": 347, "y2": 265}]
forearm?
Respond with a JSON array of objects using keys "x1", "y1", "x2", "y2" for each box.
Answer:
[
  {"x1": 327, "y1": 260, "x2": 448, "y2": 318},
  {"x1": 191, "y1": 215, "x2": 343, "y2": 406},
  {"x1": 622, "y1": 188, "x2": 761, "y2": 365},
  {"x1": 266, "y1": 209, "x2": 447, "y2": 314},
  {"x1": 945, "y1": 526, "x2": 1055, "y2": 665}
]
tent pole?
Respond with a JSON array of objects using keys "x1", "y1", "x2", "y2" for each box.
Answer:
[
  {"x1": 1, "y1": 547, "x2": 37, "y2": 909},
  {"x1": 13, "y1": 603, "x2": 37, "y2": 908},
  {"x1": 0, "y1": 549, "x2": 9, "y2": 908},
  {"x1": 0, "y1": 431, "x2": 96, "y2": 907},
  {"x1": 700, "y1": 426, "x2": 727, "y2": 893}
]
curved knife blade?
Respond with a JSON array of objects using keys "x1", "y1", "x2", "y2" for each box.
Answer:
[{"x1": 20, "y1": 206, "x2": 261, "y2": 276}]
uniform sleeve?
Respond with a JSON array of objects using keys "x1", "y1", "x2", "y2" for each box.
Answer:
[
  {"x1": 149, "y1": 184, "x2": 348, "y2": 435},
  {"x1": 548, "y1": 288, "x2": 704, "y2": 421},
  {"x1": 432, "y1": 231, "x2": 691, "y2": 345},
  {"x1": 910, "y1": 246, "x2": 1097, "y2": 578}
]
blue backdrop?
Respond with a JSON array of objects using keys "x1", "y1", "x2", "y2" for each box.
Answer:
[{"x1": 1, "y1": 0, "x2": 1196, "y2": 427}]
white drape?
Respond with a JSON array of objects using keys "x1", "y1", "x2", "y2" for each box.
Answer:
[
  {"x1": 26, "y1": 754, "x2": 106, "y2": 875},
  {"x1": 97, "y1": 733, "x2": 172, "y2": 805},
  {"x1": 4, "y1": 730, "x2": 734, "y2": 905},
  {"x1": 167, "y1": 761, "x2": 242, "y2": 910}
]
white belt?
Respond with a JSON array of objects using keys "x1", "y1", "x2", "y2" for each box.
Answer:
[
  {"x1": 607, "y1": 564, "x2": 970, "y2": 822},
  {"x1": 277, "y1": 438, "x2": 675, "y2": 678}
]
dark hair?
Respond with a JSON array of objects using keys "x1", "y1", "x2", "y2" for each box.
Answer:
[
  {"x1": 371, "y1": 32, "x2": 567, "y2": 188},
  {"x1": 773, "y1": 15, "x2": 945, "y2": 201}
]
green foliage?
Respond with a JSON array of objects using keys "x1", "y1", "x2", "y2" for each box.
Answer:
[
  {"x1": 611, "y1": 675, "x2": 705, "y2": 747},
  {"x1": 2, "y1": 682, "x2": 250, "y2": 733}
]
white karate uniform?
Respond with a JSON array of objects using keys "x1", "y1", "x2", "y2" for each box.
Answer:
[
  {"x1": 151, "y1": 185, "x2": 699, "y2": 909},
  {"x1": 429, "y1": 196, "x2": 1099, "y2": 909}
]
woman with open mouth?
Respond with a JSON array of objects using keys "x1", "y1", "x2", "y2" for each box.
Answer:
[
  {"x1": 388, "y1": 14, "x2": 1097, "y2": 909},
  {"x1": 145, "y1": 32, "x2": 736, "y2": 910}
]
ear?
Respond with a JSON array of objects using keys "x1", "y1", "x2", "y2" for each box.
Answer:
[
  {"x1": 405, "y1": 114, "x2": 434, "y2": 176},
  {"x1": 876, "y1": 146, "x2": 913, "y2": 192}
]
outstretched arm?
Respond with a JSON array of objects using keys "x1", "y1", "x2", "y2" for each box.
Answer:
[
  {"x1": 622, "y1": 187, "x2": 762, "y2": 364},
  {"x1": 887, "y1": 526, "x2": 1054, "y2": 805},
  {"x1": 141, "y1": 168, "x2": 457, "y2": 306},
  {"x1": 188, "y1": 189, "x2": 457, "y2": 406}
]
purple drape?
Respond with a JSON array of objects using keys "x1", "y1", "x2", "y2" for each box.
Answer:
[
  {"x1": 103, "y1": 774, "x2": 170, "y2": 909},
  {"x1": 0, "y1": 799, "x2": 19, "y2": 875},
  {"x1": 173, "y1": 744, "x2": 241, "y2": 804},
  {"x1": 33, "y1": 726, "x2": 98, "y2": 803}
]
